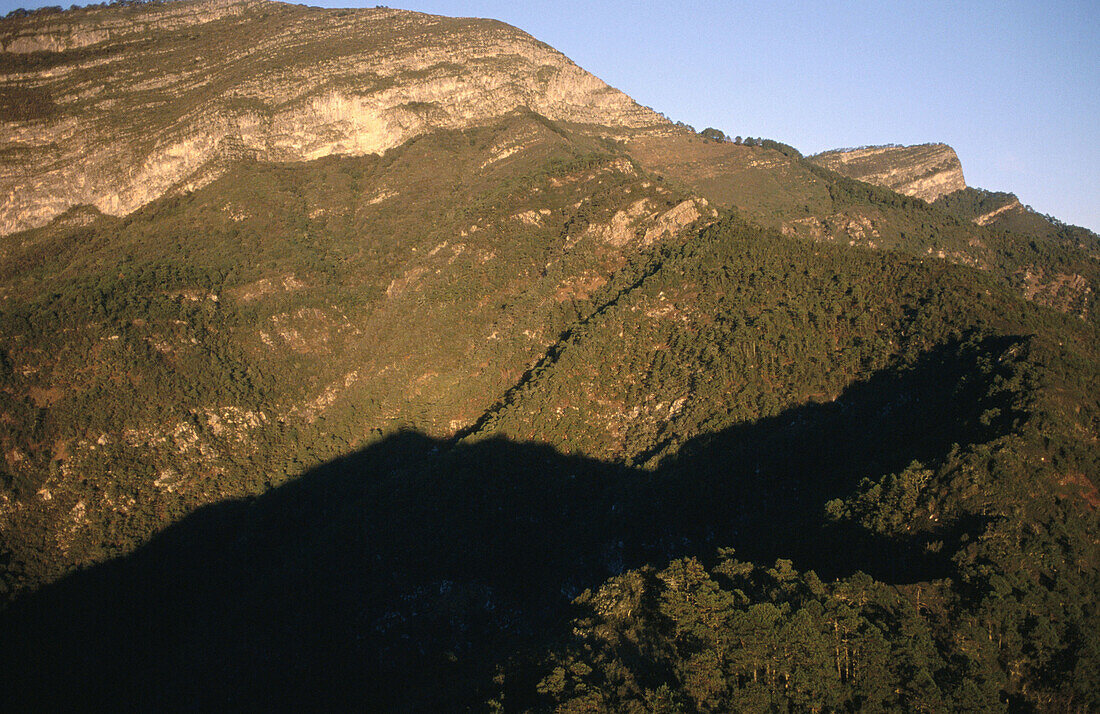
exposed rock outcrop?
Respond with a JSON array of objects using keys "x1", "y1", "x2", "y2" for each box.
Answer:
[
  {"x1": 0, "y1": 0, "x2": 667, "y2": 235},
  {"x1": 972, "y1": 197, "x2": 1023, "y2": 225},
  {"x1": 808, "y1": 143, "x2": 966, "y2": 202}
]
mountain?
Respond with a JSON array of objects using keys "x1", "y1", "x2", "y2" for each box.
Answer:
[
  {"x1": 807, "y1": 143, "x2": 966, "y2": 202},
  {"x1": 798, "y1": 143, "x2": 1098, "y2": 319},
  {"x1": 0, "y1": 0, "x2": 665, "y2": 235},
  {"x1": 2, "y1": 2, "x2": 1098, "y2": 712},
  {"x1": 807, "y1": 143, "x2": 1100, "y2": 252}
]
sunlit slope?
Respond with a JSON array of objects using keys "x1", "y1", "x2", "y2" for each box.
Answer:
[
  {"x1": 624, "y1": 132, "x2": 1099, "y2": 322},
  {"x1": 0, "y1": 112, "x2": 712, "y2": 590},
  {"x1": 0, "y1": 0, "x2": 666, "y2": 234},
  {"x1": 470, "y1": 213, "x2": 1100, "y2": 468}
]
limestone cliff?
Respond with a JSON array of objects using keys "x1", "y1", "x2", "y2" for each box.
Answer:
[
  {"x1": 0, "y1": 0, "x2": 667, "y2": 234},
  {"x1": 808, "y1": 143, "x2": 966, "y2": 202}
]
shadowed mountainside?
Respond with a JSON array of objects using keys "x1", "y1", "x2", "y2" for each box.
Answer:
[{"x1": 1, "y1": 336, "x2": 1025, "y2": 711}]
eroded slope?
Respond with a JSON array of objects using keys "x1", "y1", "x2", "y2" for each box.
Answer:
[
  {"x1": 808, "y1": 143, "x2": 966, "y2": 202},
  {"x1": 0, "y1": 0, "x2": 666, "y2": 234}
]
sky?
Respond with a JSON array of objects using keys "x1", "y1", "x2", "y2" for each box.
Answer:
[{"x1": 4, "y1": 0, "x2": 1098, "y2": 230}]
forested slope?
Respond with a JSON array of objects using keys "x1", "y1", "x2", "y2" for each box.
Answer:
[
  {"x1": 0, "y1": 5, "x2": 1098, "y2": 708},
  {"x1": 3, "y1": 210, "x2": 1098, "y2": 711},
  {"x1": 0, "y1": 111, "x2": 711, "y2": 592}
]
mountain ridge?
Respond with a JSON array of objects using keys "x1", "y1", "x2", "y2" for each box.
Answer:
[
  {"x1": 0, "y1": 0, "x2": 668, "y2": 235},
  {"x1": 2, "y1": 3, "x2": 1099, "y2": 711},
  {"x1": 808, "y1": 142, "x2": 967, "y2": 202}
]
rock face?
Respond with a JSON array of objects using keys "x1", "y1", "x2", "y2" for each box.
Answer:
[
  {"x1": 972, "y1": 196, "x2": 1023, "y2": 226},
  {"x1": 808, "y1": 143, "x2": 966, "y2": 202},
  {"x1": 0, "y1": 0, "x2": 666, "y2": 235}
]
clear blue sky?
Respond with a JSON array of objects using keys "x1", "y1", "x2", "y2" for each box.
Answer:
[{"x1": 5, "y1": 0, "x2": 1098, "y2": 231}]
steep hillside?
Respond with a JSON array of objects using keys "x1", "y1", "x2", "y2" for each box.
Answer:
[
  {"x1": 621, "y1": 133, "x2": 1100, "y2": 323},
  {"x1": 0, "y1": 0, "x2": 666, "y2": 234},
  {"x1": 4, "y1": 215, "x2": 1098, "y2": 712},
  {"x1": 936, "y1": 186, "x2": 1100, "y2": 251},
  {"x1": 492, "y1": 217, "x2": 1100, "y2": 711},
  {"x1": 0, "y1": 110, "x2": 712, "y2": 589},
  {"x1": 1, "y1": 2, "x2": 1099, "y2": 712},
  {"x1": 808, "y1": 143, "x2": 966, "y2": 202}
]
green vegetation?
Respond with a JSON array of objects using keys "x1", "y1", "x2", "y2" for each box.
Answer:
[
  {"x1": 1, "y1": 109, "x2": 1098, "y2": 711},
  {"x1": 936, "y1": 186, "x2": 1100, "y2": 254},
  {"x1": 501, "y1": 216, "x2": 1100, "y2": 712},
  {"x1": 0, "y1": 112, "x2": 701, "y2": 592},
  {"x1": 699, "y1": 127, "x2": 729, "y2": 143}
]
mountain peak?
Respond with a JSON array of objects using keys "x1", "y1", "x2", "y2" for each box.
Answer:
[
  {"x1": 808, "y1": 143, "x2": 966, "y2": 202},
  {"x1": 0, "y1": 0, "x2": 667, "y2": 235}
]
